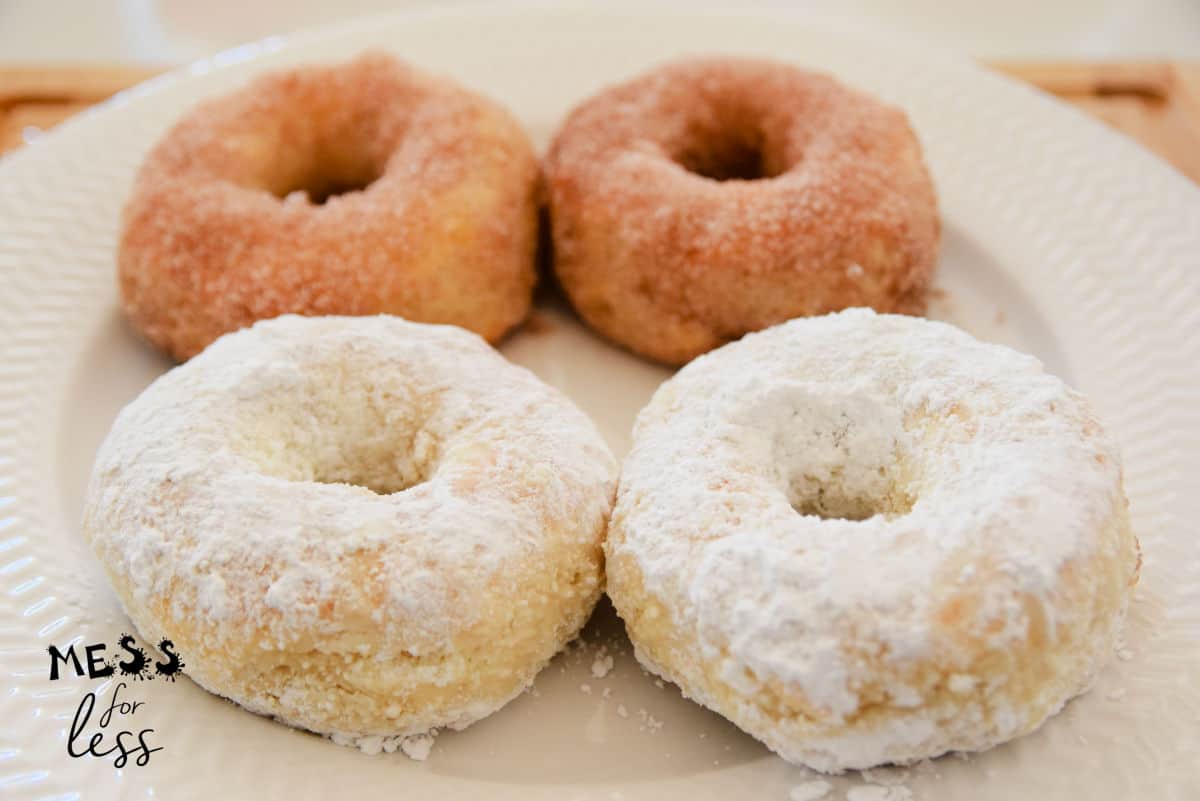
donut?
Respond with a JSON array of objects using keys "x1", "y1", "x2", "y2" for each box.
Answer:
[
  {"x1": 119, "y1": 53, "x2": 540, "y2": 361},
  {"x1": 82, "y1": 315, "x2": 617, "y2": 748},
  {"x1": 606, "y1": 309, "x2": 1139, "y2": 771},
  {"x1": 545, "y1": 57, "x2": 940, "y2": 365}
]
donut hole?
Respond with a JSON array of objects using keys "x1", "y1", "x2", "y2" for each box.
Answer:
[
  {"x1": 273, "y1": 158, "x2": 383, "y2": 205},
  {"x1": 300, "y1": 407, "x2": 440, "y2": 495},
  {"x1": 308, "y1": 442, "x2": 432, "y2": 496},
  {"x1": 233, "y1": 371, "x2": 441, "y2": 496},
  {"x1": 763, "y1": 389, "x2": 915, "y2": 522},
  {"x1": 671, "y1": 122, "x2": 787, "y2": 182},
  {"x1": 788, "y1": 475, "x2": 914, "y2": 522}
]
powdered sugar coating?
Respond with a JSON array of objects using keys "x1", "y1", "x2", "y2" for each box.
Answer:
[
  {"x1": 83, "y1": 315, "x2": 617, "y2": 742},
  {"x1": 607, "y1": 309, "x2": 1139, "y2": 771},
  {"x1": 546, "y1": 57, "x2": 939, "y2": 365},
  {"x1": 120, "y1": 53, "x2": 539, "y2": 361}
]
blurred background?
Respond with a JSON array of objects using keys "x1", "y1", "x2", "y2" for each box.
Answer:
[{"x1": 2, "y1": 0, "x2": 1199, "y2": 63}]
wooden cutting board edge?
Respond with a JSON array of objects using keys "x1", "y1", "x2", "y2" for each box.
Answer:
[{"x1": 2, "y1": 61, "x2": 1198, "y2": 183}]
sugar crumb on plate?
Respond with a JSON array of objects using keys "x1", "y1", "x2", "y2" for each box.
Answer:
[
  {"x1": 592, "y1": 652, "x2": 615, "y2": 679},
  {"x1": 846, "y1": 785, "x2": 912, "y2": 801},
  {"x1": 788, "y1": 779, "x2": 833, "y2": 801}
]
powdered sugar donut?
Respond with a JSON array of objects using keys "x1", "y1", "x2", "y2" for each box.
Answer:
[
  {"x1": 545, "y1": 57, "x2": 939, "y2": 366},
  {"x1": 120, "y1": 53, "x2": 539, "y2": 361},
  {"x1": 82, "y1": 315, "x2": 617, "y2": 749},
  {"x1": 606, "y1": 309, "x2": 1139, "y2": 771}
]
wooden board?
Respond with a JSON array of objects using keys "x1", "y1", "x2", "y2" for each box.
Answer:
[
  {"x1": 2, "y1": 61, "x2": 1199, "y2": 184},
  {"x1": 993, "y1": 61, "x2": 1200, "y2": 185},
  {"x1": 0, "y1": 64, "x2": 160, "y2": 154}
]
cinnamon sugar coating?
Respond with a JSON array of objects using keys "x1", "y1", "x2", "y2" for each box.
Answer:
[
  {"x1": 120, "y1": 53, "x2": 540, "y2": 360},
  {"x1": 545, "y1": 57, "x2": 940, "y2": 365}
]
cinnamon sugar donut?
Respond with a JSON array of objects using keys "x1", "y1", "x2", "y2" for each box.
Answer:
[
  {"x1": 606, "y1": 309, "x2": 1139, "y2": 771},
  {"x1": 120, "y1": 53, "x2": 539, "y2": 361},
  {"x1": 545, "y1": 57, "x2": 940, "y2": 365},
  {"x1": 82, "y1": 315, "x2": 618, "y2": 750}
]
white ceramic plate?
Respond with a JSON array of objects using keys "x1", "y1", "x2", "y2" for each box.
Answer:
[{"x1": 2, "y1": 5, "x2": 1198, "y2": 800}]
